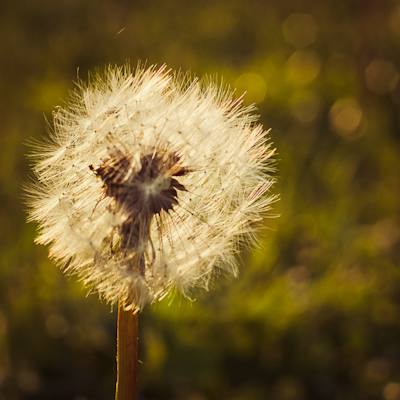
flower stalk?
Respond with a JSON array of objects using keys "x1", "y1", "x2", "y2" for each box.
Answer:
[{"x1": 115, "y1": 304, "x2": 139, "y2": 400}]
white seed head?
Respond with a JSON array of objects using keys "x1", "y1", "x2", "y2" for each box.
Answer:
[{"x1": 27, "y1": 64, "x2": 277, "y2": 311}]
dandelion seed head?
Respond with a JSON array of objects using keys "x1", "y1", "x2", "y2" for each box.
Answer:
[{"x1": 27, "y1": 64, "x2": 277, "y2": 311}]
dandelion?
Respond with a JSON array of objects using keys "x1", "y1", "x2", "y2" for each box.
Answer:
[{"x1": 27, "y1": 64, "x2": 276, "y2": 399}]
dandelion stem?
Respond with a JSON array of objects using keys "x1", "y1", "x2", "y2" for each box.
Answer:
[{"x1": 115, "y1": 303, "x2": 139, "y2": 400}]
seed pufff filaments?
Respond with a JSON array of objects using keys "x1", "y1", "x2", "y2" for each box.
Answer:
[{"x1": 28, "y1": 64, "x2": 277, "y2": 311}]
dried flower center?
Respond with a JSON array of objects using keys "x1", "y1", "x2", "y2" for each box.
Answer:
[
  {"x1": 90, "y1": 148, "x2": 188, "y2": 266},
  {"x1": 91, "y1": 149, "x2": 188, "y2": 217}
]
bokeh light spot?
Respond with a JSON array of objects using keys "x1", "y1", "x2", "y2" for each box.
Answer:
[
  {"x1": 286, "y1": 50, "x2": 321, "y2": 85},
  {"x1": 287, "y1": 266, "x2": 310, "y2": 290},
  {"x1": 17, "y1": 367, "x2": 40, "y2": 393},
  {"x1": 384, "y1": 382, "x2": 400, "y2": 400},
  {"x1": 282, "y1": 14, "x2": 318, "y2": 48},
  {"x1": 365, "y1": 59, "x2": 399, "y2": 95},
  {"x1": 371, "y1": 219, "x2": 400, "y2": 252},
  {"x1": 234, "y1": 73, "x2": 267, "y2": 104},
  {"x1": 274, "y1": 376, "x2": 306, "y2": 400},
  {"x1": 45, "y1": 314, "x2": 69, "y2": 338},
  {"x1": 389, "y1": 5, "x2": 400, "y2": 35},
  {"x1": 289, "y1": 90, "x2": 322, "y2": 123},
  {"x1": 366, "y1": 358, "x2": 391, "y2": 381},
  {"x1": 329, "y1": 98, "x2": 363, "y2": 139}
]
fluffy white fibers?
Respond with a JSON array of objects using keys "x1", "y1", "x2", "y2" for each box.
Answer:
[{"x1": 27, "y1": 64, "x2": 276, "y2": 311}]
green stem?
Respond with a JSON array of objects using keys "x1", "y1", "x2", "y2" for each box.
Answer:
[{"x1": 115, "y1": 303, "x2": 139, "y2": 400}]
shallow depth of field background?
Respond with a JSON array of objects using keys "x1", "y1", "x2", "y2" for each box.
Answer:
[{"x1": 1, "y1": 0, "x2": 400, "y2": 399}]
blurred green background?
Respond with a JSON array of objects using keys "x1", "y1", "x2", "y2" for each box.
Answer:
[{"x1": 1, "y1": 0, "x2": 400, "y2": 399}]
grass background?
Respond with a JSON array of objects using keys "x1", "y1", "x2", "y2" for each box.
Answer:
[{"x1": 1, "y1": 0, "x2": 400, "y2": 399}]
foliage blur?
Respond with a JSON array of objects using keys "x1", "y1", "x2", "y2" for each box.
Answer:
[{"x1": 1, "y1": 0, "x2": 400, "y2": 399}]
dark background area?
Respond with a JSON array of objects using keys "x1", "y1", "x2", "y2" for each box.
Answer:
[{"x1": 1, "y1": 0, "x2": 400, "y2": 399}]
